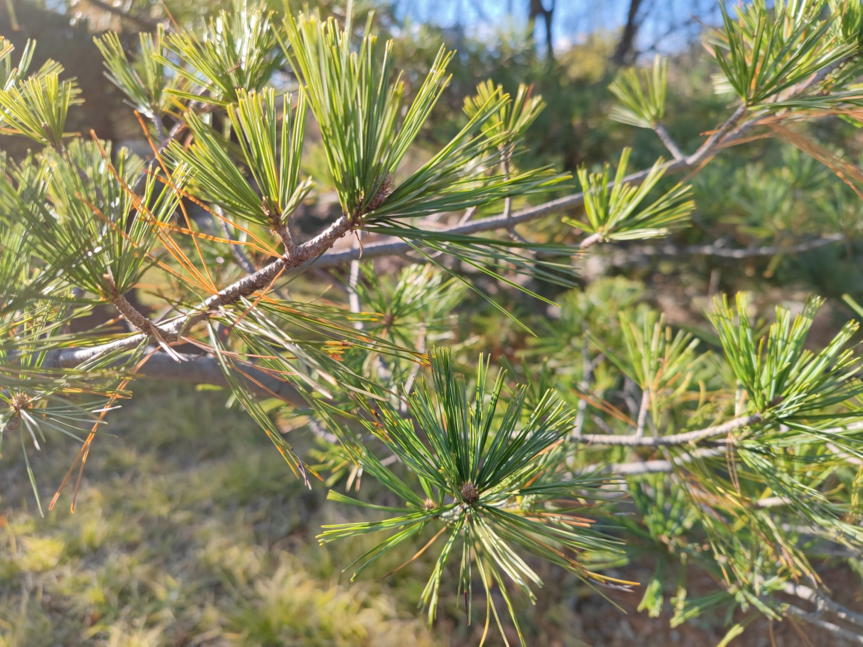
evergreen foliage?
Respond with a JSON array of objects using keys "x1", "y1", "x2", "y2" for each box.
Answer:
[{"x1": 3, "y1": 1, "x2": 863, "y2": 644}]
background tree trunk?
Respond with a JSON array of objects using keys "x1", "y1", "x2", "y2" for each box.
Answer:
[
  {"x1": 612, "y1": 0, "x2": 645, "y2": 65},
  {"x1": 528, "y1": 0, "x2": 556, "y2": 61}
]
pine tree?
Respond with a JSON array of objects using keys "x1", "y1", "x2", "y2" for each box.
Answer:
[{"x1": 3, "y1": 1, "x2": 863, "y2": 643}]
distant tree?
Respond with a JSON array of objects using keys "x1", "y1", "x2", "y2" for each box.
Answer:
[
  {"x1": 612, "y1": 0, "x2": 644, "y2": 64},
  {"x1": 528, "y1": 0, "x2": 555, "y2": 60}
]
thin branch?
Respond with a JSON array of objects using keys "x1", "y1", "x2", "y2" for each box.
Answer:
[
  {"x1": 274, "y1": 221, "x2": 297, "y2": 256},
  {"x1": 783, "y1": 582, "x2": 863, "y2": 629},
  {"x1": 109, "y1": 288, "x2": 176, "y2": 342},
  {"x1": 613, "y1": 234, "x2": 844, "y2": 264},
  {"x1": 572, "y1": 334, "x2": 593, "y2": 438},
  {"x1": 458, "y1": 206, "x2": 478, "y2": 225},
  {"x1": 654, "y1": 123, "x2": 684, "y2": 161},
  {"x1": 214, "y1": 208, "x2": 257, "y2": 275},
  {"x1": 348, "y1": 233, "x2": 363, "y2": 329},
  {"x1": 784, "y1": 605, "x2": 863, "y2": 644},
  {"x1": 688, "y1": 104, "x2": 747, "y2": 166},
  {"x1": 135, "y1": 350, "x2": 306, "y2": 407},
  {"x1": 601, "y1": 421, "x2": 863, "y2": 475},
  {"x1": 608, "y1": 448, "x2": 726, "y2": 476},
  {"x1": 577, "y1": 413, "x2": 762, "y2": 447},
  {"x1": 501, "y1": 150, "x2": 527, "y2": 244},
  {"x1": 82, "y1": 0, "x2": 160, "y2": 29},
  {"x1": 634, "y1": 388, "x2": 651, "y2": 439}
]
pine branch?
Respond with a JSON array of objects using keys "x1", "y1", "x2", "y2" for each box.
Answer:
[
  {"x1": 82, "y1": 0, "x2": 160, "y2": 30},
  {"x1": 576, "y1": 413, "x2": 762, "y2": 446},
  {"x1": 782, "y1": 582, "x2": 863, "y2": 630},
  {"x1": 607, "y1": 448, "x2": 726, "y2": 475},
  {"x1": 653, "y1": 123, "x2": 684, "y2": 161},
  {"x1": 38, "y1": 92, "x2": 826, "y2": 372},
  {"x1": 306, "y1": 108, "x2": 783, "y2": 268},
  {"x1": 610, "y1": 234, "x2": 845, "y2": 264},
  {"x1": 784, "y1": 606, "x2": 863, "y2": 644},
  {"x1": 47, "y1": 215, "x2": 355, "y2": 368}
]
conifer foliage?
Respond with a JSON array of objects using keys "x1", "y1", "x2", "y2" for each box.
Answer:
[{"x1": 3, "y1": 1, "x2": 863, "y2": 643}]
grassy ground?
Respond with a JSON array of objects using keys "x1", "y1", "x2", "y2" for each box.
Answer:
[
  {"x1": 0, "y1": 383, "x2": 443, "y2": 646},
  {"x1": 0, "y1": 383, "x2": 853, "y2": 646}
]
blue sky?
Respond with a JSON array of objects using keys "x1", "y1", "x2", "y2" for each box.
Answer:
[{"x1": 392, "y1": 0, "x2": 732, "y2": 55}]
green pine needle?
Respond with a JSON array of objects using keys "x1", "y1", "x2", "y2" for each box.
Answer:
[
  {"x1": 566, "y1": 148, "x2": 694, "y2": 241},
  {"x1": 317, "y1": 348, "x2": 631, "y2": 645}
]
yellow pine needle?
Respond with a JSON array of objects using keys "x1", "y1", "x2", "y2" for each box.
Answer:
[
  {"x1": 129, "y1": 118, "x2": 220, "y2": 293},
  {"x1": 91, "y1": 133, "x2": 217, "y2": 295},
  {"x1": 50, "y1": 348, "x2": 157, "y2": 513},
  {"x1": 378, "y1": 525, "x2": 447, "y2": 582}
]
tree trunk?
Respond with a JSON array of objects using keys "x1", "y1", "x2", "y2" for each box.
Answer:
[
  {"x1": 528, "y1": 0, "x2": 555, "y2": 61},
  {"x1": 612, "y1": 0, "x2": 644, "y2": 65}
]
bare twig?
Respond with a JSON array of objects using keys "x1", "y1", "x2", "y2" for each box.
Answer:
[
  {"x1": 601, "y1": 421, "x2": 863, "y2": 474},
  {"x1": 654, "y1": 123, "x2": 684, "y2": 161},
  {"x1": 572, "y1": 335, "x2": 594, "y2": 438},
  {"x1": 634, "y1": 388, "x2": 651, "y2": 439},
  {"x1": 106, "y1": 276, "x2": 177, "y2": 349},
  {"x1": 501, "y1": 150, "x2": 529, "y2": 244},
  {"x1": 214, "y1": 208, "x2": 257, "y2": 275},
  {"x1": 347, "y1": 233, "x2": 364, "y2": 329}
]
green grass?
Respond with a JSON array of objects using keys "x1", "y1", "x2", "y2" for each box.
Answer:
[
  {"x1": 0, "y1": 383, "x2": 441, "y2": 647},
  {"x1": 0, "y1": 382, "x2": 844, "y2": 646}
]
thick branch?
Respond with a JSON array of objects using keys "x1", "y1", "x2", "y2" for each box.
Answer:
[{"x1": 199, "y1": 215, "x2": 352, "y2": 314}]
